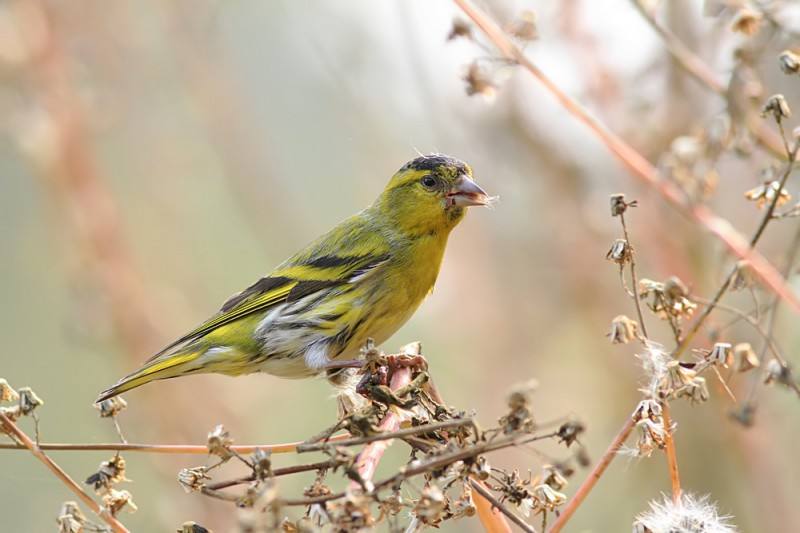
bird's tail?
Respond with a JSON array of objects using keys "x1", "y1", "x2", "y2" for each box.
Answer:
[{"x1": 96, "y1": 348, "x2": 204, "y2": 403}]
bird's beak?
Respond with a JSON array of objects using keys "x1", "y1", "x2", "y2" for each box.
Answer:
[{"x1": 447, "y1": 175, "x2": 491, "y2": 207}]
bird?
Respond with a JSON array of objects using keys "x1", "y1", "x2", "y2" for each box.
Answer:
[{"x1": 97, "y1": 154, "x2": 491, "y2": 403}]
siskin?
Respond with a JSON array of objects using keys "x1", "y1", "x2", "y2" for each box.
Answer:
[{"x1": 97, "y1": 155, "x2": 491, "y2": 402}]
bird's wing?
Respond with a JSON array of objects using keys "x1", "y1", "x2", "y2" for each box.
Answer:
[{"x1": 147, "y1": 218, "x2": 391, "y2": 361}]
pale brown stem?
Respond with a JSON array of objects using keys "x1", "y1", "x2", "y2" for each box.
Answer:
[
  {"x1": 547, "y1": 414, "x2": 637, "y2": 533},
  {"x1": 0, "y1": 434, "x2": 349, "y2": 455},
  {"x1": 660, "y1": 403, "x2": 682, "y2": 503},
  {"x1": 0, "y1": 412, "x2": 129, "y2": 533},
  {"x1": 451, "y1": 0, "x2": 800, "y2": 314}
]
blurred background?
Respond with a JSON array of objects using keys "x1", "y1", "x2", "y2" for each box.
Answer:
[{"x1": 1, "y1": 0, "x2": 799, "y2": 531}]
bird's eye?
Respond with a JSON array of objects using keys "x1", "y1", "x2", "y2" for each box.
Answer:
[{"x1": 421, "y1": 175, "x2": 438, "y2": 189}]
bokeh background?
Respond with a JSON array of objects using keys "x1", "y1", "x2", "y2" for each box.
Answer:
[{"x1": 2, "y1": 0, "x2": 799, "y2": 531}]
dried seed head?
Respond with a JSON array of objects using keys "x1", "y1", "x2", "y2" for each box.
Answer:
[
  {"x1": 633, "y1": 493, "x2": 737, "y2": 533},
  {"x1": 179, "y1": 522, "x2": 211, "y2": 533},
  {"x1": 635, "y1": 418, "x2": 667, "y2": 457},
  {"x1": 178, "y1": 466, "x2": 211, "y2": 493},
  {"x1": 731, "y1": 8, "x2": 762, "y2": 36},
  {"x1": 17, "y1": 387, "x2": 43, "y2": 415},
  {"x1": 556, "y1": 420, "x2": 585, "y2": 447},
  {"x1": 85, "y1": 455, "x2": 128, "y2": 492},
  {"x1": 413, "y1": 484, "x2": 448, "y2": 525},
  {"x1": 207, "y1": 424, "x2": 233, "y2": 459},
  {"x1": 507, "y1": 10, "x2": 538, "y2": 42},
  {"x1": 708, "y1": 342, "x2": 733, "y2": 367},
  {"x1": 640, "y1": 278, "x2": 696, "y2": 321},
  {"x1": 761, "y1": 94, "x2": 791, "y2": 121},
  {"x1": 541, "y1": 464, "x2": 568, "y2": 491},
  {"x1": 447, "y1": 18, "x2": 472, "y2": 41},
  {"x1": 57, "y1": 502, "x2": 86, "y2": 533},
  {"x1": 463, "y1": 62, "x2": 496, "y2": 100},
  {"x1": 733, "y1": 343, "x2": 759, "y2": 372},
  {"x1": 474, "y1": 455, "x2": 492, "y2": 480},
  {"x1": 0, "y1": 379, "x2": 18, "y2": 403},
  {"x1": 608, "y1": 315, "x2": 640, "y2": 344},
  {"x1": 675, "y1": 376, "x2": 709, "y2": 404},
  {"x1": 764, "y1": 359, "x2": 793, "y2": 387},
  {"x1": 633, "y1": 399, "x2": 662, "y2": 421},
  {"x1": 95, "y1": 396, "x2": 127, "y2": 418},
  {"x1": 779, "y1": 50, "x2": 800, "y2": 75},
  {"x1": 532, "y1": 483, "x2": 566, "y2": 512},
  {"x1": 610, "y1": 193, "x2": 627, "y2": 216},
  {"x1": 101, "y1": 488, "x2": 137, "y2": 516},
  {"x1": 252, "y1": 448, "x2": 272, "y2": 479},
  {"x1": 744, "y1": 181, "x2": 791, "y2": 208},
  {"x1": 606, "y1": 239, "x2": 632, "y2": 265},
  {"x1": 0, "y1": 405, "x2": 21, "y2": 422}
]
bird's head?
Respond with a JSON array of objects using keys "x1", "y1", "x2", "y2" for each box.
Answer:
[{"x1": 375, "y1": 154, "x2": 492, "y2": 237}]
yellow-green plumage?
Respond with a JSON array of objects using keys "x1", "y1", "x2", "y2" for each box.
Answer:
[{"x1": 97, "y1": 154, "x2": 490, "y2": 402}]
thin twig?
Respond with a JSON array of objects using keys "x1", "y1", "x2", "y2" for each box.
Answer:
[
  {"x1": 205, "y1": 460, "x2": 334, "y2": 491},
  {"x1": 452, "y1": 0, "x2": 800, "y2": 314},
  {"x1": 673, "y1": 138, "x2": 799, "y2": 358},
  {"x1": 0, "y1": 434, "x2": 349, "y2": 455},
  {"x1": 660, "y1": 403, "x2": 682, "y2": 503},
  {"x1": 469, "y1": 478, "x2": 536, "y2": 533},
  {"x1": 547, "y1": 414, "x2": 637, "y2": 533},
  {"x1": 0, "y1": 412, "x2": 130, "y2": 533},
  {"x1": 297, "y1": 418, "x2": 475, "y2": 453},
  {"x1": 619, "y1": 210, "x2": 649, "y2": 338}
]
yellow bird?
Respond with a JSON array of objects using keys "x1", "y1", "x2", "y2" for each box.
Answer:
[{"x1": 97, "y1": 154, "x2": 491, "y2": 402}]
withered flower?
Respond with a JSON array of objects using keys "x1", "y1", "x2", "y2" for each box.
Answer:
[
  {"x1": 541, "y1": 464, "x2": 568, "y2": 491},
  {"x1": 761, "y1": 94, "x2": 791, "y2": 121},
  {"x1": 745, "y1": 181, "x2": 791, "y2": 208},
  {"x1": 633, "y1": 399, "x2": 662, "y2": 421},
  {"x1": 252, "y1": 448, "x2": 272, "y2": 480},
  {"x1": 608, "y1": 315, "x2": 640, "y2": 344},
  {"x1": 447, "y1": 18, "x2": 472, "y2": 41},
  {"x1": 507, "y1": 10, "x2": 538, "y2": 42},
  {"x1": 17, "y1": 387, "x2": 43, "y2": 415},
  {"x1": 635, "y1": 418, "x2": 667, "y2": 457},
  {"x1": 452, "y1": 484, "x2": 477, "y2": 518},
  {"x1": 473, "y1": 455, "x2": 491, "y2": 480},
  {"x1": 57, "y1": 502, "x2": 86, "y2": 533},
  {"x1": 463, "y1": 62, "x2": 496, "y2": 100},
  {"x1": 532, "y1": 483, "x2": 566, "y2": 512},
  {"x1": 708, "y1": 342, "x2": 733, "y2": 367},
  {"x1": 675, "y1": 376, "x2": 709, "y2": 404},
  {"x1": 95, "y1": 396, "x2": 127, "y2": 418},
  {"x1": 0, "y1": 378, "x2": 18, "y2": 403},
  {"x1": 86, "y1": 455, "x2": 128, "y2": 492},
  {"x1": 556, "y1": 420, "x2": 585, "y2": 447},
  {"x1": 639, "y1": 277, "x2": 696, "y2": 320},
  {"x1": 102, "y1": 488, "x2": 137, "y2": 516},
  {"x1": 606, "y1": 239, "x2": 632, "y2": 265},
  {"x1": 610, "y1": 193, "x2": 628, "y2": 216},
  {"x1": 207, "y1": 424, "x2": 234, "y2": 460},
  {"x1": 179, "y1": 522, "x2": 211, "y2": 533},
  {"x1": 764, "y1": 359, "x2": 792, "y2": 387},
  {"x1": 178, "y1": 466, "x2": 211, "y2": 493},
  {"x1": 779, "y1": 50, "x2": 800, "y2": 75},
  {"x1": 734, "y1": 343, "x2": 759, "y2": 372},
  {"x1": 730, "y1": 8, "x2": 762, "y2": 36},
  {"x1": 499, "y1": 380, "x2": 537, "y2": 434}
]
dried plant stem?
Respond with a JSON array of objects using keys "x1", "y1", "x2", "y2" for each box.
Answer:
[
  {"x1": 674, "y1": 139, "x2": 799, "y2": 358},
  {"x1": 619, "y1": 211, "x2": 649, "y2": 338},
  {"x1": 452, "y1": 0, "x2": 800, "y2": 314},
  {"x1": 0, "y1": 435, "x2": 349, "y2": 455},
  {"x1": 547, "y1": 414, "x2": 637, "y2": 533},
  {"x1": 205, "y1": 461, "x2": 334, "y2": 491},
  {"x1": 297, "y1": 418, "x2": 475, "y2": 453},
  {"x1": 660, "y1": 403, "x2": 682, "y2": 503},
  {"x1": 470, "y1": 478, "x2": 533, "y2": 533},
  {"x1": 0, "y1": 412, "x2": 130, "y2": 533}
]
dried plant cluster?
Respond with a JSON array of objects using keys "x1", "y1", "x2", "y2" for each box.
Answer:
[{"x1": 1, "y1": 343, "x2": 588, "y2": 533}]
